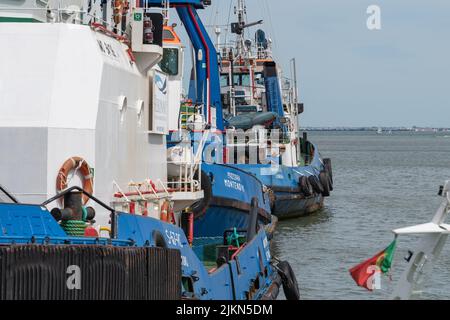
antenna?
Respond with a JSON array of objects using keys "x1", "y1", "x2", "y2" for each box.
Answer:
[
  {"x1": 214, "y1": 26, "x2": 221, "y2": 51},
  {"x1": 231, "y1": 0, "x2": 263, "y2": 59}
]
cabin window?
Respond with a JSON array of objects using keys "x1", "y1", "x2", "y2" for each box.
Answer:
[
  {"x1": 232, "y1": 75, "x2": 240, "y2": 86},
  {"x1": 222, "y1": 73, "x2": 252, "y2": 87},
  {"x1": 240, "y1": 74, "x2": 251, "y2": 87},
  {"x1": 159, "y1": 48, "x2": 179, "y2": 76},
  {"x1": 255, "y1": 72, "x2": 264, "y2": 86},
  {"x1": 231, "y1": 74, "x2": 251, "y2": 87},
  {"x1": 163, "y1": 29, "x2": 175, "y2": 41},
  {"x1": 220, "y1": 75, "x2": 229, "y2": 87}
]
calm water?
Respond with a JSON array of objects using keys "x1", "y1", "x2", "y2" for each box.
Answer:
[{"x1": 273, "y1": 131, "x2": 450, "y2": 300}]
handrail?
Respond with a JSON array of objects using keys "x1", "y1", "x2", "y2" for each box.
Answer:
[
  {"x1": 91, "y1": 22, "x2": 130, "y2": 45},
  {"x1": 0, "y1": 6, "x2": 112, "y2": 27},
  {"x1": 0, "y1": 185, "x2": 19, "y2": 204}
]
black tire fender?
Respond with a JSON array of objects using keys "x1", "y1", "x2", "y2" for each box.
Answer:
[
  {"x1": 299, "y1": 176, "x2": 313, "y2": 197},
  {"x1": 308, "y1": 175, "x2": 324, "y2": 195},
  {"x1": 319, "y1": 171, "x2": 331, "y2": 197},
  {"x1": 191, "y1": 171, "x2": 212, "y2": 219},
  {"x1": 277, "y1": 261, "x2": 300, "y2": 300},
  {"x1": 323, "y1": 158, "x2": 333, "y2": 190}
]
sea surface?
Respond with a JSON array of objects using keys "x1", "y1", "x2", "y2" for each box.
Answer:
[{"x1": 272, "y1": 131, "x2": 450, "y2": 300}]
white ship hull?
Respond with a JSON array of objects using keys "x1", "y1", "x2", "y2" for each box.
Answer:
[{"x1": 0, "y1": 23, "x2": 168, "y2": 226}]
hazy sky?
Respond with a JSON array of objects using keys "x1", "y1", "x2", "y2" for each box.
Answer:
[{"x1": 174, "y1": 1, "x2": 450, "y2": 127}]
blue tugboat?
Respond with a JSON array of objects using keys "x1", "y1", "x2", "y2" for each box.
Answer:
[
  {"x1": 215, "y1": 0, "x2": 334, "y2": 219},
  {"x1": 0, "y1": 185, "x2": 298, "y2": 300},
  {"x1": 192, "y1": 163, "x2": 273, "y2": 238},
  {"x1": 160, "y1": 1, "x2": 278, "y2": 236}
]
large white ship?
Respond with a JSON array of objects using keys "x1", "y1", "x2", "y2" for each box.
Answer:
[{"x1": 0, "y1": 0, "x2": 203, "y2": 227}]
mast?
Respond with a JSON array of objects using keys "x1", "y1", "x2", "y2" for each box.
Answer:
[
  {"x1": 231, "y1": 0, "x2": 262, "y2": 60},
  {"x1": 235, "y1": 0, "x2": 246, "y2": 59},
  {"x1": 291, "y1": 58, "x2": 299, "y2": 110}
]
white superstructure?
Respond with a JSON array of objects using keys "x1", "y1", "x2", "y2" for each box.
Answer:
[{"x1": 0, "y1": 1, "x2": 202, "y2": 228}]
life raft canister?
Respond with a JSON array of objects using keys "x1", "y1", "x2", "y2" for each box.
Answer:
[
  {"x1": 160, "y1": 200, "x2": 170, "y2": 222},
  {"x1": 56, "y1": 157, "x2": 93, "y2": 205},
  {"x1": 160, "y1": 200, "x2": 175, "y2": 224}
]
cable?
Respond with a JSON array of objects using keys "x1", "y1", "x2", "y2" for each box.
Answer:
[
  {"x1": 263, "y1": 0, "x2": 278, "y2": 56},
  {"x1": 224, "y1": 0, "x2": 234, "y2": 46}
]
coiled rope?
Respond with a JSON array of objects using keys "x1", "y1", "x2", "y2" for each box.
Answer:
[{"x1": 60, "y1": 220, "x2": 87, "y2": 237}]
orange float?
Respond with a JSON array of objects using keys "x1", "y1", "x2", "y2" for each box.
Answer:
[{"x1": 56, "y1": 157, "x2": 93, "y2": 205}]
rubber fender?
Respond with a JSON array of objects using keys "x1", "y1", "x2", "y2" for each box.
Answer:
[
  {"x1": 246, "y1": 197, "x2": 259, "y2": 242},
  {"x1": 323, "y1": 158, "x2": 333, "y2": 190},
  {"x1": 299, "y1": 176, "x2": 313, "y2": 197},
  {"x1": 277, "y1": 261, "x2": 300, "y2": 300},
  {"x1": 319, "y1": 171, "x2": 331, "y2": 197},
  {"x1": 308, "y1": 175, "x2": 324, "y2": 194},
  {"x1": 191, "y1": 171, "x2": 212, "y2": 219}
]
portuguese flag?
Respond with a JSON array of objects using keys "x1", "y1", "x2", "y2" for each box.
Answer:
[{"x1": 349, "y1": 240, "x2": 397, "y2": 291}]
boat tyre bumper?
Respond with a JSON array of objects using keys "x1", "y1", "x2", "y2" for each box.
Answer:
[
  {"x1": 308, "y1": 175, "x2": 324, "y2": 195},
  {"x1": 191, "y1": 171, "x2": 212, "y2": 219},
  {"x1": 323, "y1": 158, "x2": 333, "y2": 191},
  {"x1": 276, "y1": 261, "x2": 300, "y2": 300},
  {"x1": 299, "y1": 176, "x2": 313, "y2": 197},
  {"x1": 319, "y1": 171, "x2": 331, "y2": 197}
]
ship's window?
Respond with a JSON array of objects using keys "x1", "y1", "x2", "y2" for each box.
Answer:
[
  {"x1": 255, "y1": 72, "x2": 264, "y2": 86},
  {"x1": 241, "y1": 74, "x2": 251, "y2": 87},
  {"x1": 233, "y1": 74, "x2": 240, "y2": 86},
  {"x1": 163, "y1": 29, "x2": 175, "y2": 41},
  {"x1": 232, "y1": 74, "x2": 251, "y2": 87},
  {"x1": 220, "y1": 75, "x2": 229, "y2": 87},
  {"x1": 159, "y1": 48, "x2": 179, "y2": 76}
]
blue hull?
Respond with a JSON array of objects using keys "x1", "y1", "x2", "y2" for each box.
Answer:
[
  {"x1": 273, "y1": 193, "x2": 324, "y2": 219},
  {"x1": 194, "y1": 163, "x2": 273, "y2": 237},
  {"x1": 195, "y1": 205, "x2": 249, "y2": 238},
  {"x1": 0, "y1": 200, "x2": 282, "y2": 300},
  {"x1": 168, "y1": 132, "x2": 275, "y2": 237},
  {"x1": 233, "y1": 143, "x2": 328, "y2": 219},
  {"x1": 118, "y1": 213, "x2": 280, "y2": 300}
]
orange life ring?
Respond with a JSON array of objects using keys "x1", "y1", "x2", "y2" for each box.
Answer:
[
  {"x1": 56, "y1": 157, "x2": 93, "y2": 205},
  {"x1": 113, "y1": 0, "x2": 129, "y2": 25}
]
